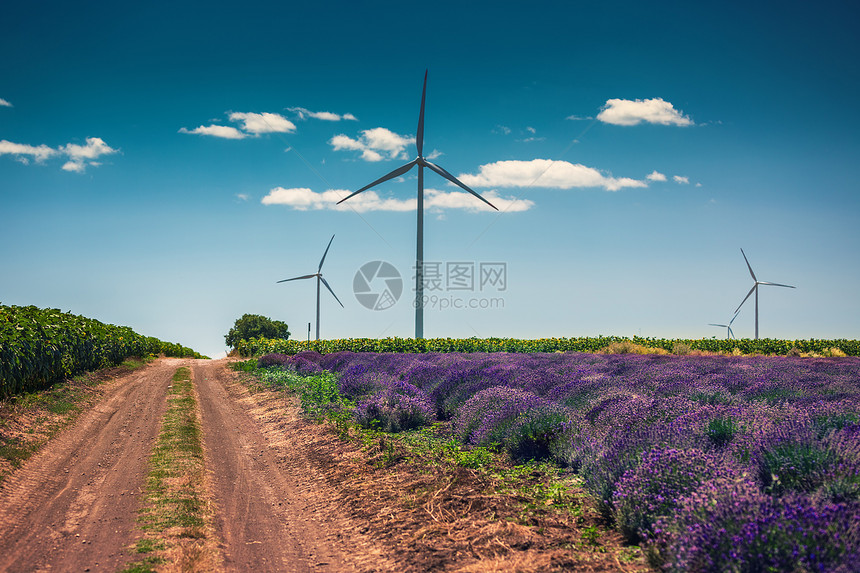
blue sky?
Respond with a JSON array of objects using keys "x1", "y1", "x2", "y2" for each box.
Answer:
[{"x1": 2, "y1": 0, "x2": 859, "y2": 357}]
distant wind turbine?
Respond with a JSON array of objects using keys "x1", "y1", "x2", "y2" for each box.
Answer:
[
  {"x1": 277, "y1": 234, "x2": 344, "y2": 341},
  {"x1": 709, "y1": 311, "x2": 740, "y2": 339},
  {"x1": 337, "y1": 70, "x2": 498, "y2": 339},
  {"x1": 734, "y1": 248, "x2": 795, "y2": 339}
]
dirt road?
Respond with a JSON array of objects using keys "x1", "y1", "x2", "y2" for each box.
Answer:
[
  {"x1": 0, "y1": 359, "x2": 387, "y2": 573},
  {"x1": 192, "y1": 360, "x2": 386, "y2": 572},
  {"x1": 0, "y1": 359, "x2": 177, "y2": 572}
]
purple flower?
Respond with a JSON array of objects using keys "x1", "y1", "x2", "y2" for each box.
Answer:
[
  {"x1": 292, "y1": 349, "x2": 860, "y2": 567},
  {"x1": 454, "y1": 386, "x2": 571, "y2": 461},
  {"x1": 650, "y1": 480, "x2": 860, "y2": 572},
  {"x1": 257, "y1": 353, "x2": 292, "y2": 368},
  {"x1": 354, "y1": 390, "x2": 435, "y2": 433},
  {"x1": 613, "y1": 447, "x2": 745, "y2": 543}
]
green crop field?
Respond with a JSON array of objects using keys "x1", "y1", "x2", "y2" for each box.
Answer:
[
  {"x1": 234, "y1": 334, "x2": 860, "y2": 357},
  {"x1": 0, "y1": 304, "x2": 204, "y2": 398}
]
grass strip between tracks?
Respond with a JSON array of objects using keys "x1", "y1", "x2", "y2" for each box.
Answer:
[{"x1": 122, "y1": 366, "x2": 217, "y2": 573}]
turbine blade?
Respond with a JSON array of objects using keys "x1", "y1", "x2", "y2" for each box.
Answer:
[
  {"x1": 735, "y1": 284, "x2": 757, "y2": 314},
  {"x1": 417, "y1": 69, "x2": 427, "y2": 158},
  {"x1": 740, "y1": 248, "x2": 758, "y2": 282},
  {"x1": 318, "y1": 234, "x2": 335, "y2": 272},
  {"x1": 320, "y1": 276, "x2": 345, "y2": 308},
  {"x1": 277, "y1": 273, "x2": 317, "y2": 283},
  {"x1": 423, "y1": 160, "x2": 499, "y2": 211},
  {"x1": 708, "y1": 323, "x2": 728, "y2": 328},
  {"x1": 728, "y1": 326, "x2": 735, "y2": 339},
  {"x1": 759, "y1": 281, "x2": 796, "y2": 289},
  {"x1": 337, "y1": 159, "x2": 418, "y2": 204},
  {"x1": 729, "y1": 311, "x2": 740, "y2": 326}
]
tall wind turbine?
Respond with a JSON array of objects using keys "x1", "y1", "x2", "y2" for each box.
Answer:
[
  {"x1": 337, "y1": 70, "x2": 498, "y2": 339},
  {"x1": 709, "y1": 311, "x2": 740, "y2": 339},
  {"x1": 734, "y1": 248, "x2": 795, "y2": 339},
  {"x1": 277, "y1": 234, "x2": 344, "y2": 341}
]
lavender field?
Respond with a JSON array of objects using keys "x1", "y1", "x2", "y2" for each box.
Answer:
[{"x1": 262, "y1": 350, "x2": 860, "y2": 571}]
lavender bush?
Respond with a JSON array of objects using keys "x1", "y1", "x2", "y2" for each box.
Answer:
[
  {"x1": 612, "y1": 447, "x2": 744, "y2": 543},
  {"x1": 257, "y1": 353, "x2": 292, "y2": 368},
  {"x1": 453, "y1": 386, "x2": 570, "y2": 460},
  {"x1": 579, "y1": 421, "x2": 703, "y2": 520},
  {"x1": 650, "y1": 478, "x2": 860, "y2": 572},
  {"x1": 257, "y1": 352, "x2": 322, "y2": 374},
  {"x1": 291, "y1": 356, "x2": 323, "y2": 375},
  {"x1": 354, "y1": 389, "x2": 435, "y2": 433},
  {"x1": 275, "y1": 350, "x2": 860, "y2": 569}
]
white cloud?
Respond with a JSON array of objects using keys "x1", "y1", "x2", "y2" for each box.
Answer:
[
  {"x1": 424, "y1": 189, "x2": 533, "y2": 212},
  {"x1": 566, "y1": 114, "x2": 593, "y2": 121},
  {"x1": 61, "y1": 161, "x2": 85, "y2": 173},
  {"x1": 260, "y1": 186, "x2": 531, "y2": 213},
  {"x1": 646, "y1": 170, "x2": 667, "y2": 182},
  {"x1": 458, "y1": 159, "x2": 647, "y2": 192},
  {"x1": 0, "y1": 140, "x2": 57, "y2": 162},
  {"x1": 673, "y1": 175, "x2": 690, "y2": 184},
  {"x1": 179, "y1": 125, "x2": 247, "y2": 139},
  {"x1": 362, "y1": 128, "x2": 411, "y2": 157},
  {"x1": 181, "y1": 111, "x2": 297, "y2": 140},
  {"x1": 289, "y1": 107, "x2": 358, "y2": 121},
  {"x1": 261, "y1": 187, "x2": 320, "y2": 209},
  {"x1": 0, "y1": 98, "x2": 12, "y2": 107},
  {"x1": 329, "y1": 127, "x2": 412, "y2": 161},
  {"x1": 261, "y1": 187, "x2": 413, "y2": 212},
  {"x1": 236, "y1": 193, "x2": 249, "y2": 201},
  {"x1": 311, "y1": 111, "x2": 340, "y2": 121},
  {"x1": 526, "y1": 126, "x2": 536, "y2": 134},
  {"x1": 328, "y1": 134, "x2": 363, "y2": 152},
  {"x1": 361, "y1": 149, "x2": 385, "y2": 162},
  {"x1": 597, "y1": 98, "x2": 693, "y2": 126},
  {"x1": 493, "y1": 125, "x2": 512, "y2": 135},
  {"x1": 62, "y1": 137, "x2": 116, "y2": 161},
  {"x1": 2, "y1": 136, "x2": 116, "y2": 172},
  {"x1": 329, "y1": 134, "x2": 385, "y2": 162},
  {"x1": 228, "y1": 112, "x2": 296, "y2": 134},
  {"x1": 0, "y1": 137, "x2": 118, "y2": 173},
  {"x1": 60, "y1": 137, "x2": 118, "y2": 173}
]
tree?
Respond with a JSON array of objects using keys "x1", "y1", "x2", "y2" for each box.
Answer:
[{"x1": 225, "y1": 314, "x2": 290, "y2": 348}]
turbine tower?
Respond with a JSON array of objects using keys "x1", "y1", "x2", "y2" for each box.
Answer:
[
  {"x1": 338, "y1": 70, "x2": 498, "y2": 339},
  {"x1": 734, "y1": 248, "x2": 795, "y2": 340},
  {"x1": 277, "y1": 234, "x2": 344, "y2": 341},
  {"x1": 708, "y1": 311, "x2": 740, "y2": 339}
]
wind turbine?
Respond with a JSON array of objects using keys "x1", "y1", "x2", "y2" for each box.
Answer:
[
  {"x1": 277, "y1": 234, "x2": 344, "y2": 341},
  {"x1": 337, "y1": 70, "x2": 498, "y2": 339},
  {"x1": 734, "y1": 248, "x2": 795, "y2": 339},
  {"x1": 709, "y1": 311, "x2": 740, "y2": 339}
]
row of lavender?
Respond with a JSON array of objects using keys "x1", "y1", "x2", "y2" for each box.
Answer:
[{"x1": 262, "y1": 350, "x2": 860, "y2": 571}]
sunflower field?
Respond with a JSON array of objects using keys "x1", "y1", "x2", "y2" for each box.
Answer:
[
  {"x1": 235, "y1": 335, "x2": 860, "y2": 357},
  {"x1": 1, "y1": 304, "x2": 204, "y2": 398}
]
